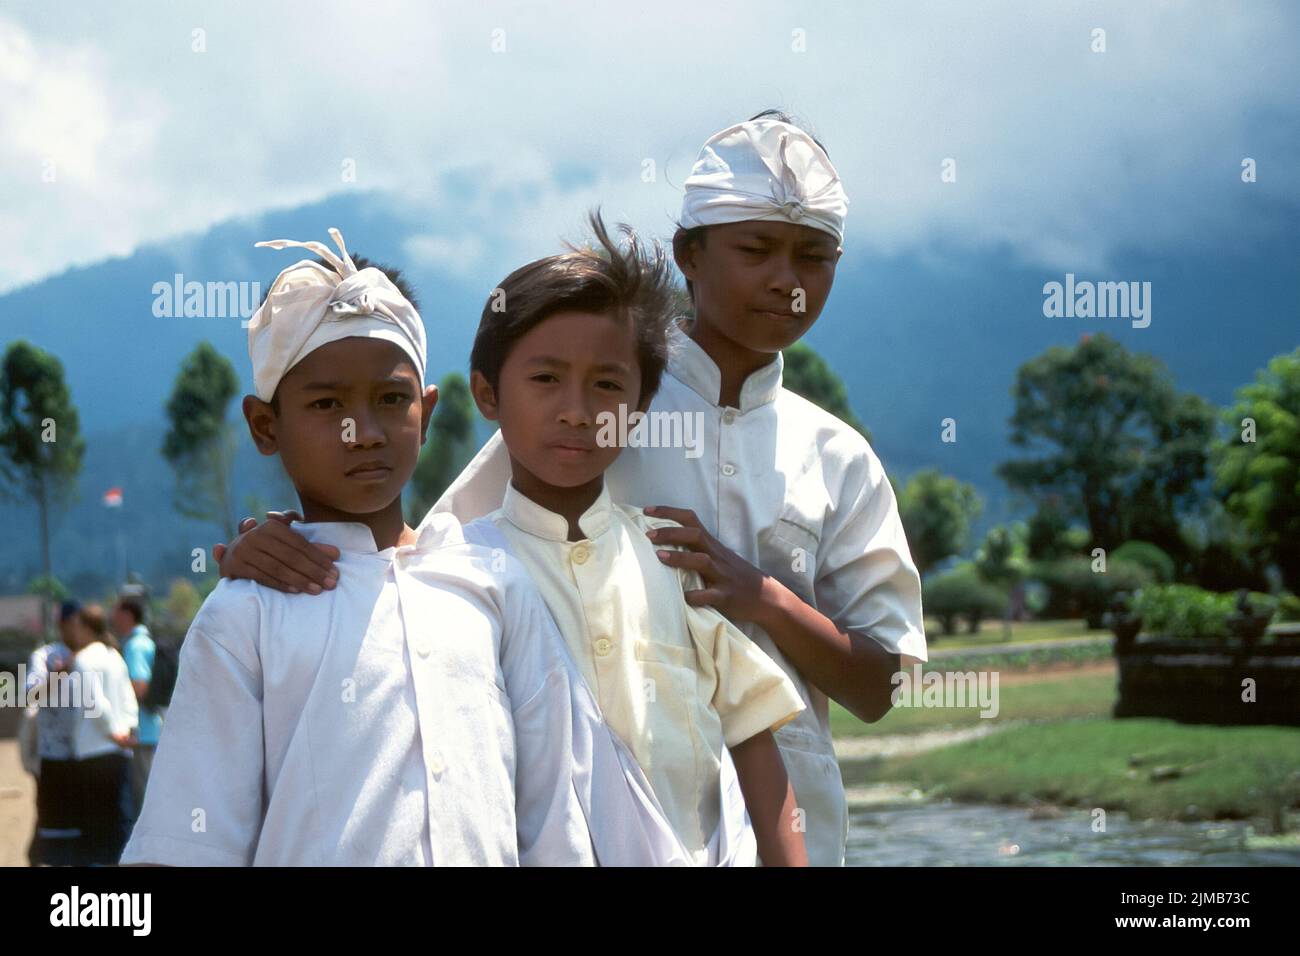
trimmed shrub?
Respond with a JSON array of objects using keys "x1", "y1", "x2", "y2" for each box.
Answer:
[
  {"x1": 1032, "y1": 557, "x2": 1152, "y2": 628},
  {"x1": 1111, "y1": 541, "x2": 1176, "y2": 583},
  {"x1": 924, "y1": 563, "x2": 1008, "y2": 636},
  {"x1": 1134, "y1": 585, "x2": 1235, "y2": 640}
]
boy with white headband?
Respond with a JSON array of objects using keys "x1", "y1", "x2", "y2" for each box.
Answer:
[
  {"x1": 122, "y1": 229, "x2": 675, "y2": 866},
  {"x1": 216, "y1": 111, "x2": 928, "y2": 865}
]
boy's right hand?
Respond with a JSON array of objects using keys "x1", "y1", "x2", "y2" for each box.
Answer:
[{"x1": 213, "y1": 511, "x2": 340, "y2": 594}]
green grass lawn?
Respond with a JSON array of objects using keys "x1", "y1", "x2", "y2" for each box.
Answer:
[
  {"x1": 830, "y1": 665, "x2": 1300, "y2": 828},
  {"x1": 830, "y1": 669, "x2": 1117, "y2": 737},
  {"x1": 850, "y1": 718, "x2": 1300, "y2": 827},
  {"x1": 924, "y1": 617, "x2": 1100, "y2": 650}
]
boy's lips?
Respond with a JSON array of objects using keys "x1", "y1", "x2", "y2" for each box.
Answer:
[
  {"x1": 550, "y1": 439, "x2": 596, "y2": 461},
  {"x1": 345, "y1": 461, "x2": 393, "y2": 480}
]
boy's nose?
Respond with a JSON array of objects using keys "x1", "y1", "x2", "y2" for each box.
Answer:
[
  {"x1": 768, "y1": 254, "x2": 801, "y2": 295},
  {"x1": 347, "y1": 410, "x2": 387, "y2": 447},
  {"x1": 557, "y1": 391, "x2": 593, "y2": 428}
]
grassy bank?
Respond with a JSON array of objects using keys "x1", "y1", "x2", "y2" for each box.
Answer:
[
  {"x1": 830, "y1": 668, "x2": 1116, "y2": 737},
  {"x1": 831, "y1": 665, "x2": 1300, "y2": 829}
]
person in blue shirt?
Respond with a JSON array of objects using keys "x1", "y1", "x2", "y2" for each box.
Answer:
[{"x1": 113, "y1": 596, "x2": 160, "y2": 817}]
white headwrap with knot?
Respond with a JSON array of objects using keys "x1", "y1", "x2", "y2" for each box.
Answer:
[
  {"x1": 679, "y1": 118, "x2": 848, "y2": 244},
  {"x1": 247, "y1": 227, "x2": 426, "y2": 402}
]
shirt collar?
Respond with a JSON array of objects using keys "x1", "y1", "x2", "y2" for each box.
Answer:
[
  {"x1": 292, "y1": 513, "x2": 463, "y2": 555},
  {"x1": 501, "y1": 481, "x2": 613, "y2": 543},
  {"x1": 666, "y1": 321, "x2": 784, "y2": 413}
]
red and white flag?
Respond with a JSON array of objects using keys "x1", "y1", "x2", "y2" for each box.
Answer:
[{"x1": 103, "y1": 487, "x2": 123, "y2": 508}]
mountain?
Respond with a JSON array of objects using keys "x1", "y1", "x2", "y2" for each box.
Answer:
[{"x1": 2, "y1": 190, "x2": 1297, "y2": 595}]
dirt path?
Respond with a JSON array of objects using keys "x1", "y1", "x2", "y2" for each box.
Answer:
[{"x1": 0, "y1": 741, "x2": 35, "y2": 867}]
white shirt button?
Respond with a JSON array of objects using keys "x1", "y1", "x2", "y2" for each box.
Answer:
[
  {"x1": 571, "y1": 545, "x2": 590, "y2": 565},
  {"x1": 415, "y1": 637, "x2": 432, "y2": 658},
  {"x1": 721, "y1": 463, "x2": 736, "y2": 477},
  {"x1": 593, "y1": 638, "x2": 613, "y2": 657},
  {"x1": 722, "y1": 409, "x2": 736, "y2": 425},
  {"x1": 428, "y1": 751, "x2": 445, "y2": 777}
]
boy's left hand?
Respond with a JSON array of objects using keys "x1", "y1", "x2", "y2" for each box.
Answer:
[{"x1": 644, "y1": 505, "x2": 781, "y2": 625}]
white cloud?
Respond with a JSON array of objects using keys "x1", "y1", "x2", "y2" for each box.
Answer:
[{"x1": 1, "y1": 1, "x2": 1297, "y2": 294}]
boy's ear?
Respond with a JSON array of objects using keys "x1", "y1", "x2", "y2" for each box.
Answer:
[
  {"x1": 672, "y1": 229, "x2": 700, "y2": 284},
  {"x1": 242, "y1": 395, "x2": 279, "y2": 455},
  {"x1": 418, "y1": 384, "x2": 439, "y2": 446},
  {"x1": 469, "y1": 370, "x2": 500, "y2": 422}
]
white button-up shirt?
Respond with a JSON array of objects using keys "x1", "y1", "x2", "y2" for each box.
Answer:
[
  {"x1": 468, "y1": 483, "x2": 804, "y2": 864},
  {"x1": 121, "y1": 514, "x2": 669, "y2": 867},
  {"x1": 430, "y1": 322, "x2": 927, "y2": 866},
  {"x1": 71, "y1": 641, "x2": 138, "y2": 761}
]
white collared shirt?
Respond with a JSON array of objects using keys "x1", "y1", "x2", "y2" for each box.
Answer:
[
  {"x1": 71, "y1": 641, "x2": 138, "y2": 761},
  {"x1": 430, "y1": 322, "x2": 928, "y2": 866},
  {"x1": 471, "y1": 482, "x2": 804, "y2": 864},
  {"x1": 121, "y1": 514, "x2": 655, "y2": 867}
]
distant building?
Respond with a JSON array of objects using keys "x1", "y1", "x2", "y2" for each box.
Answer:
[{"x1": 0, "y1": 594, "x2": 45, "y2": 637}]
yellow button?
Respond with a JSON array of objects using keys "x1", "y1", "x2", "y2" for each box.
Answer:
[
  {"x1": 594, "y1": 638, "x2": 613, "y2": 657},
  {"x1": 572, "y1": 545, "x2": 589, "y2": 565}
]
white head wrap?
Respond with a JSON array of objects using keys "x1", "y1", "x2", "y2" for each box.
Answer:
[
  {"x1": 680, "y1": 118, "x2": 848, "y2": 244},
  {"x1": 247, "y1": 227, "x2": 426, "y2": 402}
]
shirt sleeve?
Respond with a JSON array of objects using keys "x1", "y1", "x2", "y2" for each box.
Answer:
[
  {"x1": 120, "y1": 595, "x2": 265, "y2": 867},
  {"x1": 814, "y1": 434, "x2": 928, "y2": 662},
  {"x1": 123, "y1": 638, "x2": 153, "y2": 683},
  {"x1": 24, "y1": 646, "x2": 49, "y2": 697},
  {"x1": 683, "y1": 599, "x2": 805, "y2": 749},
  {"x1": 427, "y1": 428, "x2": 513, "y2": 526}
]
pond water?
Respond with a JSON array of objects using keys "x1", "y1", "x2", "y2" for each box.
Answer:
[{"x1": 845, "y1": 794, "x2": 1300, "y2": 866}]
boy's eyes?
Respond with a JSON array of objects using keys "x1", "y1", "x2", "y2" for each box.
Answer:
[
  {"x1": 530, "y1": 373, "x2": 623, "y2": 391},
  {"x1": 307, "y1": 393, "x2": 411, "y2": 409}
]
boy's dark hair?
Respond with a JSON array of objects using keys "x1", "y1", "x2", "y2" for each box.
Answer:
[
  {"x1": 116, "y1": 596, "x2": 145, "y2": 625},
  {"x1": 675, "y1": 109, "x2": 830, "y2": 304},
  {"x1": 470, "y1": 210, "x2": 675, "y2": 408},
  {"x1": 265, "y1": 251, "x2": 419, "y2": 414}
]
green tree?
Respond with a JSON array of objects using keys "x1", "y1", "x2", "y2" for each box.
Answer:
[
  {"x1": 0, "y1": 341, "x2": 86, "y2": 635},
  {"x1": 998, "y1": 334, "x2": 1214, "y2": 555},
  {"x1": 782, "y1": 341, "x2": 871, "y2": 442},
  {"x1": 162, "y1": 342, "x2": 241, "y2": 542},
  {"x1": 976, "y1": 523, "x2": 1029, "y2": 586},
  {"x1": 1214, "y1": 347, "x2": 1300, "y2": 592},
  {"x1": 407, "y1": 373, "x2": 477, "y2": 525},
  {"x1": 897, "y1": 469, "x2": 983, "y2": 577}
]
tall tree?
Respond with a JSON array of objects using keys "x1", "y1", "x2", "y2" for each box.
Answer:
[
  {"x1": 162, "y1": 342, "x2": 240, "y2": 542},
  {"x1": 406, "y1": 373, "x2": 476, "y2": 525},
  {"x1": 0, "y1": 341, "x2": 86, "y2": 634},
  {"x1": 1214, "y1": 347, "x2": 1300, "y2": 592},
  {"x1": 782, "y1": 341, "x2": 872, "y2": 441},
  {"x1": 998, "y1": 334, "x2": 1214, "y2": 554},
  {"x1": 897, "y1": 469, "x2": 983, "y2": 577}
]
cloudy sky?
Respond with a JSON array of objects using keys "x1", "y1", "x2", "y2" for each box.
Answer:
[{"x1": 3, "y1": 0, "x2": 1298, "y2": 296}]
